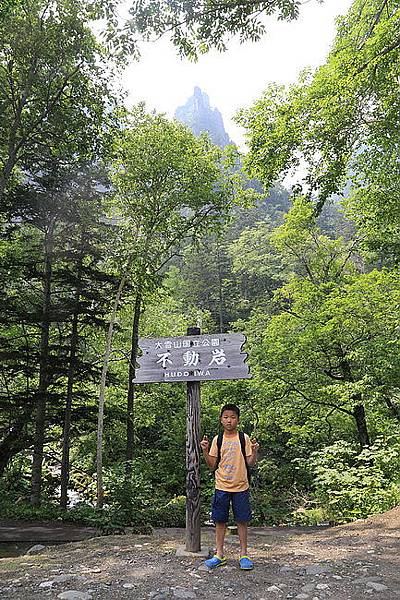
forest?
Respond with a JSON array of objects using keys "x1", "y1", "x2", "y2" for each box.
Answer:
[{"x1": 0, "y1": 0, "x2": 399, "y2": 533}]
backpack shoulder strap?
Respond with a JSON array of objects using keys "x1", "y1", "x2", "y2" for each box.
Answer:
[
  {"x1": 239, "y1": 431, "x2": 252, "y2": 485},
  {"x1": 239, "y1": 431, "x2": 246, "y2": 458},
  {"x1": 214, "y1": 432, "x2": 224, "y2": 471}
]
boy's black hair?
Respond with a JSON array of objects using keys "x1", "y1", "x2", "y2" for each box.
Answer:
[{"x1": 220, "y1": 403, "x2": 240, "y2": 418}]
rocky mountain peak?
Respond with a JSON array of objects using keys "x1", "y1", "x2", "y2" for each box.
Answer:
[{"x1": 175, "y1": 87, "x2": 234, "y2": 148}]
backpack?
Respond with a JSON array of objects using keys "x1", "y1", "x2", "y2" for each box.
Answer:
[{"x1": 214, "y1": 431, "x2": 252, "y2": 485}]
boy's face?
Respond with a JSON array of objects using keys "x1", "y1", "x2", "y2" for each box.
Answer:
[{"x1": 220, "y1": 409, "x2": 239, "y2": 432}]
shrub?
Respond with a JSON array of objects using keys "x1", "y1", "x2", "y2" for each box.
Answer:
[{"x1": 307, "y1": 436, "x2": 400, "y2": 523}]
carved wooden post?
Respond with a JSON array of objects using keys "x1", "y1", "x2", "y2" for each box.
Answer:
[{"x1": 186, "y1": 326, "x2": 201, "y2": 552}]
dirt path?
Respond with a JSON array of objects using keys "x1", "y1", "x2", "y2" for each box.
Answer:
[{"x1": 0, "y1": 507, "x2": 399, "y2": 600}]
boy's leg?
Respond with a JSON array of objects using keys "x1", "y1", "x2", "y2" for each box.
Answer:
[
  {"x1": 205, "y1": 490, "x2": 230, "y2": 567},
  {"x1": 232, "y1": 490, "x2": 254, "y2": 569},
  {"x1": 215, "y1": 522, "x2": 227, "y2": 558},
  {"x1": 237, "y1": 521, "x2": 248, "y2": 556}
]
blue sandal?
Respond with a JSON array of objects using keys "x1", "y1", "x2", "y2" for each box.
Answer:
[
  {"x1": 239, "y1": 555, "x2": 254, "y2": 570},
  {"x1": 205, "y1": 555, "x2": 227, "y2": 569}
]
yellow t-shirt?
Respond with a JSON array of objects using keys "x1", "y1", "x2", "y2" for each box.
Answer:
[{"x1": 209, "y1": 432, "x2": 252, "y2": 492}]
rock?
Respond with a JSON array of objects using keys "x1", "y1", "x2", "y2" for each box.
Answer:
[
  {"x1": 172, "y1": 588, "x2": 197, "y2": 599},
  {"x1": 197, "y1": 565, "x2": 210, "y2": 572},
  {"x1": 366, "y1": 582, "x2": 388, "y2": 592},
  {"x1": 267, "y1": 585, "x2": 282, "y2": 594},
  {"x1": 149, "y1": 589, "x2": 171, "y2": 598},
  {"x1": 295, "y1": 595, "x2": 310, "y2": 599},
  {"x1": 315, "y1": 584, "x2": 329, "y2": 590},
  {"x1": 301, "y1": 585, "x2": 316, "y2": 593},
  {"x1": 279, "y1": 565, "x2": 293, "y2": 573},
  {"x1": 39, "y1": 581, "x2": 54, "y2": 588},
  {"x1": 57, "y1": 592, "x2": 92, "y2": 600},
  {"x1": 175, "y1": 87, "x2": 234, "y2": 148},
  {"x1": 149, "y1": 591, "x2": 171, "y2": 600},
  {"x1": 82, "y1": 567, "x2": 101, "y2": 574},
  {"x1": 305, "y1": 564, "x2": 332, "y2": 575},
  {"x1": 26, "y1": 544, "x2": 46, "y2": 555},
  {"x1": 123, "y1": 583, "x2": 135, "y2": 589}
]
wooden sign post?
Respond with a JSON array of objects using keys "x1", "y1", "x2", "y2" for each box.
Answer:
[
  {"x1": 186, "y1": 326, "x2": 201, "y2": 552},
  {"x1": 134, "y1": 330, "x2": 250, "y2": 552}
]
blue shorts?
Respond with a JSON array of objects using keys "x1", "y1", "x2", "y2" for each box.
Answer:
[{"x1": 211, "y1": 489, "x2": 252, "y2": 523}]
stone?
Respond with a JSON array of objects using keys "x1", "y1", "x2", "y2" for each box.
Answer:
[
  {"x1": 315, "y1": 584, "x2": 329, "y2": 590},
  {"x1": 123, "y1": 583, "x2": 135, "y2": 589},
  {"x1": 305, "y1": 564, "x2": 332, "y2": 575},
  {"x1": 366, "y1": 582, "x2": 388, "y2": 592},
  {"x1": 149, "y1": 588, "x2": 171, "y2": 599},
  {"x1": 301, "y1": 585, "x2": 316, "y2": 593},
  {"x1": 172, "y1": 588, "x2": 197, "y2": 599},
  {"x1": 279, "y1": 565, "x2": 293, "y2": 573},
  {"x1": 149, "y1": 592, "x2": 171, "y2": 600},
  {"x1": 26, "y1": 544, "x2": 46, "y2": 555},
  {"x1": 57, "y1": 592, "x2": 92, "y2": 600},
  {"x1": 295, "y1": 595, "x2": 310, "y2": 599},
  {"x1": 39, "y1": 581, "x2": 54, "y2": 588},
  {"x1": 82, "y1": 568, "x2": 101, "y2": 574},
  {"x1": 267, "y1": 586, "x2": 282, "y2": 594}
]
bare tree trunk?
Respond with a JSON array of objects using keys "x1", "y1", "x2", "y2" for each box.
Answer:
[
  {"x1": 353, "y1": 401, "x2": 370, "y2": 448},
  {"x1": 60, "y1": 250, "x2": 84, "y2": 508},
  {"x1": 125, "y1": 291, "x2": 142, "y2": 478},
  {"x1": 96, "y1": 275, "x2": 127, "y2": 509},
  {"x1": 340, "y1": 358, "x2": 370, "y2": 449},
  {"x1": 30, "y1": 220, "x2": 54, "y2": 507}
]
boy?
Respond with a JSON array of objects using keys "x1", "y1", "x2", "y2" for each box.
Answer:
[{"x1": 200, "y1": 403, "x2": 259, "y2": 570}]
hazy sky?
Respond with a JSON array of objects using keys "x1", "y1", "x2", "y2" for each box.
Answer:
[{"x1": 124, "y1": 0, "x2": 354, "y2": 148}]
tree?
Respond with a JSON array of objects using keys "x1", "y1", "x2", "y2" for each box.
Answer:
[
  {"x1": 0, "y1": 0, "x2": 113, "y2": 201},
  {"x1": 129, "y1": 0, "x2": 324, "y2": 59},
  {"x1": 236, "y1": 0, "x2": 400, "y2": 259},
  {"x1": 95, "y1": 108, "x2": 239, "y2": 506},
  {"x1": 246, "y1": 199, "x2": 400, "y2": 448},
  {"x1": 0, "y1": 163, "x2": 117, "y2": 506}
]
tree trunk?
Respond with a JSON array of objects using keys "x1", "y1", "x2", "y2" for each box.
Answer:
[
  {"x1": 96, "y1": 275, "x2": 127, "y2": 509},
  {"x1": 340, "y1": 358, "x2": 370, "y2": 449},
  {"x1": 353, "y1": 402, "x2": 370, "y2": 448},
  {"x1": 125, "y1": 291, "x2": 142, "y2": 478},
  {"x1": 60, "y1": 249, "x2": 84, "y2": 508},
  {"x1": 30, "y1": 220, "x2": 54, "y2": 507}
]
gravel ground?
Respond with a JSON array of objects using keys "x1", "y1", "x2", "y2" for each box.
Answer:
[{"x1": 0, "y1": 507, "x2": 399, "y2": 600}]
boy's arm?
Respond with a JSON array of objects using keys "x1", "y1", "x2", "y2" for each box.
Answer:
[
  {"x1": 200, "y1": 435, "x2": 218, "y2": 470},
  {"x1": 246, "y1": 436, "x2": 260, "y2": 467}
]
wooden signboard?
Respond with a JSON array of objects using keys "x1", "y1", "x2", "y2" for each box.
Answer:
[{"x1": 134, "y1": 333, "x2": 250, "y2": 383}]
